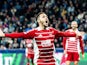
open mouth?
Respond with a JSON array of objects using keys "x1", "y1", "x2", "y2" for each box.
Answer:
[{"x1": 46, "y1": 21, "x2": 48, "y2": 23}]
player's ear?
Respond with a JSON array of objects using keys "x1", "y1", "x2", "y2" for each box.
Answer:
[
  {"x1": 37, "y1": 17, "x2": 40, "y2": 23},
  {"x1": 77, "y1": 24, "x2": 78, "y2": 28}
]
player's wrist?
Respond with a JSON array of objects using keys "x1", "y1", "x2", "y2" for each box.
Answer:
[{"x1": 64, "y1": 50, "x2": 67, "y2": 54}]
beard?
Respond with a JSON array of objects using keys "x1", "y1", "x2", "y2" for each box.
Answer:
[
  {"x1": 72, "y1": 27, "x2": 77, "y2": 30},
  {"x1": 42, "y1": 21, "x2": 49, "y2": 29}
]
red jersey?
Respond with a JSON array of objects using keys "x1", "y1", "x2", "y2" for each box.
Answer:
[
  {"x1": 63, "y1": 29, "x2": 84, "y2": 54},
  {"x1": 25, "y1": 39, "x2": 34, "y2": 59},
  {"x1": 5, "y1": 27, "x2": 76, "y2": 65}
]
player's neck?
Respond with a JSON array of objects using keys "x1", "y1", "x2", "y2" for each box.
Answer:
[
  {"x1": 39, "y1": 25, "x2": 47, "y2": 30},
  {"x1": 72, "y1": 28, "x2": 77, "y2": 31}
]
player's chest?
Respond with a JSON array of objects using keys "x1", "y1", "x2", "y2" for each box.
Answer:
[
  {"x1": 34, "y1": 31, "x2": 55, "y2": 47},
  {"x1": 34, "y1": 30, "x2": 54, "y2": 39},
  {"x1": 67, "y1": 37, "x2": 79, "y2": 42}
]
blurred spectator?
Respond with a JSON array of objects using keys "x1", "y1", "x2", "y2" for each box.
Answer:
[
  {"x1": 83, "y1": 34, "x2": 87, "y2": 46},
  {"x1": 1, "y1": 38, "x2": 6, "y2": 46},
  {"x1": 20, "y1": 39, "x2": 26, "y2": 49},
  {"x1": 0, "y1": 44, "x2": 6, "y2": 50},
  {"x1": 12, "y1": 39, "x2": 19, "y2": 48},
  {"x1": 67, "y1": 1, "x2": 75, "y2": 14}
]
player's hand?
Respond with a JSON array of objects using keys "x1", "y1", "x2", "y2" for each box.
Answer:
[
  {"x1": 64, "y1": 50, "x2": 67, "y2": 55},
  {"x1": 0, "y1": 29, "x2": 5, "y2": 37},
  {"x1": 82, "y1": 54, "x2": 84, "y2": 59},
  {"x1": 76, "y1": 32, "x2": 82, "y2": 37}
]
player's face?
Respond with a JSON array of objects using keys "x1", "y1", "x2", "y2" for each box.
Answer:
[
  {"x1": 38, "y1": 13, "x2": 49, "y2": 27},
  {"x1": 71, "y1": 22, "x2": 78, "y2": 29}
]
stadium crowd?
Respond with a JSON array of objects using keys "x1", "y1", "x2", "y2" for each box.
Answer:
[{"x1": 0, "y1": 0, "x2": 87, "y2": 49}]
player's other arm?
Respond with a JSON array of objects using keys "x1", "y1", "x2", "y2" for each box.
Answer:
[
  {"x1": 62, "y1": 37, "x2": 67, "y2": 54},
  {"x1": 63, "y1": 37, "x2": 66, "y2": 50},
  {"x1": 53, "y1": 28, "x2": 81, "y2": 37},
  {"x1": 57, "y1": 31, "x2": 76, "y2": 37},
  {"x1": 79, "y1": 36, "x2": 84, "y2": 58},
  {"x1": 0, "y1": 29, "x2": 35, "y2": 39}
]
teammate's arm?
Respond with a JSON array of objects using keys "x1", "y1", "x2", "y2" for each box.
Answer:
[
  {"x1": 63, "y1": 37, "x2": 67, "y2": 54},
  {"x1": 79, "y1": 36, "x2": 84, "y2": 58},
  {"x1": 63, "y1": 37, "x2": 66, "y2": 50}
]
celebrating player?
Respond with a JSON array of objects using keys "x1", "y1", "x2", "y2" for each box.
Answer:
[
  {"x1": 63, "y1": 21, "x2": 84, "y2": 65},
  {"x1": 0, "y1": 12, "x2": 82, "y2": 65}
]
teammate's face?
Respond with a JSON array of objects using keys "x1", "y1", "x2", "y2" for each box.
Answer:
[
  {"x1": 71, "y1": 21, "x2": 78, "y2": 29},
  {"x1": 38, "y1": 13, "x2": 49, "y2": 27}
]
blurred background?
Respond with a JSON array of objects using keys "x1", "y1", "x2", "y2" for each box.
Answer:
[
  {"x1": 0, "y1": 0, "x2": 87, "y2": 65},
  {"x1": 0, "y1": 0, "x2": 87, "y2": 49}
]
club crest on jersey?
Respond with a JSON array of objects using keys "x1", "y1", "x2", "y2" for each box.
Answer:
[
  {"x1": 69, "y1": 37, "x2": 76, "y2": 41},
  {"x1": 38, "y1": 34, "x2": 43, "y2": 37},
  {"x1": 41, "y1": 40, "x2": 52, "y2": 47}
]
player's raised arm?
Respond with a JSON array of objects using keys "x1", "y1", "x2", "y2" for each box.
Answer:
[
  {"x1": 57, "y1": 31, "x2": 76, "y2": 37},
  {"x1": 0, "y1": 29, "x2": 27, "y2": 38},
  {"x1": 5, "y1": 32, "x2": 25, "y2": 38},
  {"x1": 53, "y1": 28, "x2": 82, "y2": 38},
  {"x1": 0, "y1": 29, "x2": 35, "y2": 39}
]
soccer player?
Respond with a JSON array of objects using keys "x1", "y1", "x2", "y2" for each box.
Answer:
[
  {"x1": 25, "y1": 39, "x2": 34, "y2": 65},
  {"x1": 63, "y1": 21, "x2": 84, "y2": 65},
  {"x1": 0, "y1": 12, "x2": 82, "y2": 65}
]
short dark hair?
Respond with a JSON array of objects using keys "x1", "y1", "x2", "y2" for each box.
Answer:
[{"x1": 36, "y1": 12, "x2": 45, "y2": 21}]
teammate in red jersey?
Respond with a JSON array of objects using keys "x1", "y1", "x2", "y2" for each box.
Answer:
[
  {"x1": 0, "y1": 12, "x2": 82, "y2": 65},
  {"x1": 25, "y1": 39, "x2": 34, "y2": 65},
  {"x1": 63, "y1": 21, "x2": 84, "y2": 65}
]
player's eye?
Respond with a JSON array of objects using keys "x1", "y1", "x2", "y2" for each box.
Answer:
[{"x1": 42, "y1": 16, "x2": 45, "y2": 18}]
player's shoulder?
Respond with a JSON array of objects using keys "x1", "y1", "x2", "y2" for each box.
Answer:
[
  {"x1": 48, "y1": 27, "x2": 56, "y2": 30},
  {"x1": 65, "y1": 29, "x2": 73, "y2": 32},
  {"x1": 48, "y1": 27, "x2": 60, "y2": 33},
  {"x1": 28, "y1": 28, "x2": 36, "y2": 32},
  {"x1": 34, "y1": 27, "x2": 42, "y2": 31},
  {"x1": 24, "y1": 28, "x2": 36, "y2": 34},
  {"x1": 35, "y1": 27, "x2": 55, "y2": 31}
]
